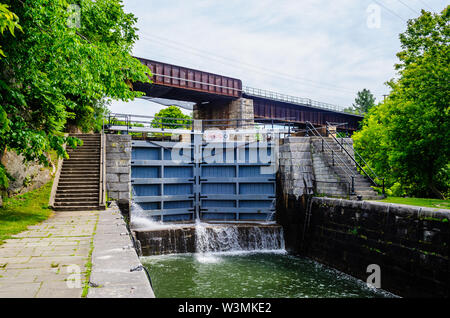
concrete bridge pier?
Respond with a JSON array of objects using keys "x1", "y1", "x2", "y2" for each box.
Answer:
[{"x1": 193, "y1": 98, "x2": 254, "y2": 130}]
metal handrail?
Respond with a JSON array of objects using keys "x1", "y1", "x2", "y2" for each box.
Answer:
[
  {"x1": 325, "y1": 124, "x2": 385, "y2": 195},
  {"x1": 305, "y1": 121, "x2": 356, "y2": 194},
  {"x1": 99, "y1": 126, "x2": 106, "y2": 208},
  {"x1": 243, "y1": 86, "x2": 363, "y2": 116}
]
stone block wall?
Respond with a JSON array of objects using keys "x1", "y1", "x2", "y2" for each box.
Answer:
[
  {"x1": 105, "y1": 134, "x2": 131, "y2": 202},
  {"x1": 302, "y1": 197, "x2": 450, "y2": 297},
  {"x1": 278, "y1": 137, "x2": 314, "y2": 198},
  {"x1": 276, "y1": 137, "x2": 314, "y2": 252},
  {"x1": 193, "y1": 98, "x2": 254, "y2": 130}
]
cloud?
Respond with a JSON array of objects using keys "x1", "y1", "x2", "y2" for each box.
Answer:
[{"x1": 110, "y1": 0, "x2": 447, "y2": 115}]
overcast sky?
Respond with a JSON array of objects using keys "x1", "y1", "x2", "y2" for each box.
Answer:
[{"x1": 109, "y1": 0, "x2": 447, "y2": 116}]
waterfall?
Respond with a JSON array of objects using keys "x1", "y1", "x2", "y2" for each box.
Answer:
[
  {"x1": 195, "y1": 221, "x2": 285, "y2": 253},
  {"x1": 130, "y1": 202, "x2": 285, "y2": 256}
]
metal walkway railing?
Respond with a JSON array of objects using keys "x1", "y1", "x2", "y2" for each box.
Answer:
[
  {"x1": 305, "y1": 121, "x2": 356, "y2": 194},
  {"x1": 243, "y1": 86, "x2": 360, "y2": 115},
  {"x1": 325, "y1": 122, "x2": 385, "y2": 196}
]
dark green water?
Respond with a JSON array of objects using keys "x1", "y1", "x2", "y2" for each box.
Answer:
[{"x1": 141, "y1": 252, "x2": 395, "y2": 298}]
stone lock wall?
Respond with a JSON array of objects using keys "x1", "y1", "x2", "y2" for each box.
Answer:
[
  {"x1": 302, "y1": 198, "x2": 449, "y2": 298},
  {"x1": 105, "y1": 134, "x2": 131, "y2": 204}
]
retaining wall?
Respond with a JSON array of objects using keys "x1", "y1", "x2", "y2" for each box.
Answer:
[
  {"x1": 279, "y1": 196, "x2": 450, "y2": 298},
  {"x1": 105, "y1": 134, "x2": 131, "y2": 207}
]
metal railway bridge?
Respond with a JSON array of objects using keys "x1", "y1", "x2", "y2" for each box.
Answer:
[{"x1": 132, "y1": 57, "x2": 363, "y2": 132}]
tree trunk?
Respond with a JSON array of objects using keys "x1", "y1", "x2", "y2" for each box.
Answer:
[{"x1": 429, "y1": 182, "x2": 445, "y2": 200}]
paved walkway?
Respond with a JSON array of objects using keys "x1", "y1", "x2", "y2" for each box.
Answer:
[
  {"x1": 0, "y1": 206, "x2": 154, "y2": 298},
  {"x1": 0, "y1": 210, "x2": 98, "y2": 297}
]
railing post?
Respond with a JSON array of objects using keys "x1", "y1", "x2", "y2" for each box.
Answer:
[
  {"x1": 351, "y1": 176, "x2": 355, "y2": 195},
  {"x1": 321, "y1": 139, "x2": 324, "y2": 152},
  {"x1": 382, "y1": 178, "x2": 385, "y2": 197},
  {"x1": 332, "y1": 150, "x2": 334, "y2": 166}
]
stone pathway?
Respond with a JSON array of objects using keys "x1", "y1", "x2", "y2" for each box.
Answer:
[
  {"x1": 0, "y1": 210, "x2": 98, "y2": 298},
  {"x1": 0, "y1": 206, "x2": 154, "y2": 298}
]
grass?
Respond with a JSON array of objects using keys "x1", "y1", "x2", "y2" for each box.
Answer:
[
  {"x1": 81, "y1": 214, "x2": 99, "y2": 298},
  {"x1": 0, "y1": 180, "x2": 54, "y2": 244},
  {"x1": 375, "y1": 196, "x2": 450, "y2": 210}
]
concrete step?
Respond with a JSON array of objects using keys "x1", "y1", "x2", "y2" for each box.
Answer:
[
  {"x1": 60, "y1": 170, "x2": 98, "y2": 175},
  {"x1": 59, "y1": 175, "x2": 100, "y2": 180},
  {"x1": 55, "y1": 193, "x2": 99, "y2": 198},
  {"x1": 62, "y1": 163, "x2": 100, "y2": 167},
  {"x1": 63, "y1": 160, "x2": 100, "y2": 164},
  {"x1": 65, "y1": 152, "x2": 100, "y2": 156},
  {"x1": 57, "y1": 181, "x2": 100, "y2": 187},
  {"x1": 57, "y1": 186, "x2": 99, "y2": 191},
  {"x1": 54, "y1": 198, "x2": 99, "y2": 203},
  {"x1": 70, "y1": 147, "x2": 100, "y2": 151},
  {"x1": 66, "y1": 152, "x2": 100, "y2": 156},
  {"x1": 59, "y1": 177, "x2": 99, "y2": 182},
  {"x1": 54, "y1": 202, "x2": 100, "y2": 208},
  {"x1": 67, "y1": 148, "x2": 100, "y2": 152},
  {"x1": 60, "y1": 171, "x2": 100, "y2": 176},
  {"x1": 56, "y1": 188, "x2": 99, "y2": 194},
  {"x1": 53, "y1": 205, "x2": 104, "y2": 211}
]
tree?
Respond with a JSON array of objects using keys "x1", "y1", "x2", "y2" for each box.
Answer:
[
  {"x1": 344, "y1": 89, "x2": 376, "y2": 115},
  {"x1": 0, "y1": 0, "x2": 151, "y2": 190},
  {"x1": 151, "y1": 106, "x2": 192, "y2": 129},
  {"x1": 0, "y1": 3, "x2": 21, "y2": 189},
  {"x1": 353, "y1": 6, "x2": 450, "y2": 199}
]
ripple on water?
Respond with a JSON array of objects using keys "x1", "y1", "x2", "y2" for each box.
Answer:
[{"x1": 141, "y1": 253, "x2": 398, "y2": 298}]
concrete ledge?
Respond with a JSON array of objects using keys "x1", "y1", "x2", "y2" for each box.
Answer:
[{"x1": 87, "y1": 205, "x2": 155, "y2": 298}]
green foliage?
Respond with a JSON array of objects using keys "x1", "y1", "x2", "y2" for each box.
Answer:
[
  {"x1": 353, "y1": 7, "x2": 450, "y2": 199},
  {"x1": 0, "y1": 0, "x2": 150, "y2": 190},
  {"x1": 151, "y1": 106, "x2": 192, "y2": 129},
  {"x1": 343, "y1": 89, "x2": 376, "y2": 115},
  {"x1": 0, "y1": 3, "x2": 22, "y2": 57}
]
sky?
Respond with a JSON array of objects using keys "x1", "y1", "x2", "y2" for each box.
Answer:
[{"x1": 109, "y1": 0, "x2": 448, "y2": 116}]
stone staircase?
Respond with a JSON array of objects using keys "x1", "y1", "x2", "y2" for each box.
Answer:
[
  {"x1": 311, "y1": 145, "x2": 349, "y2": 198},
  {"x1": 52, "y1": 133, "x2": 105, "y2": 211},
  {"x1": 311, "y1": 137, "x2": 382, "y2": 200}
]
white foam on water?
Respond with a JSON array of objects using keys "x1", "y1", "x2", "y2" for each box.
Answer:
[
  {"x1": 194, "y1": 221, "x2": 286, "y2": 263},
  {"x1": 131, "y1": 201, "x2": 286, "y2": 262},
  {"x1": 130, "y1": 202, "x2": 194, "y2": 230}
]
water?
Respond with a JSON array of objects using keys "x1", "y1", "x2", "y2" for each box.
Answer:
[
  {"x1": 141, "y1": 252, "x2": 395, "y2": 298},
  {"x1": 132, "y1": 202, "x2": 395, "y2": 298}
]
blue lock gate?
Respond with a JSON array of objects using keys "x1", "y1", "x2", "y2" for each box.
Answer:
[{"x1": 131, "y1": 136, "x2": 276, "y2": 222}]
